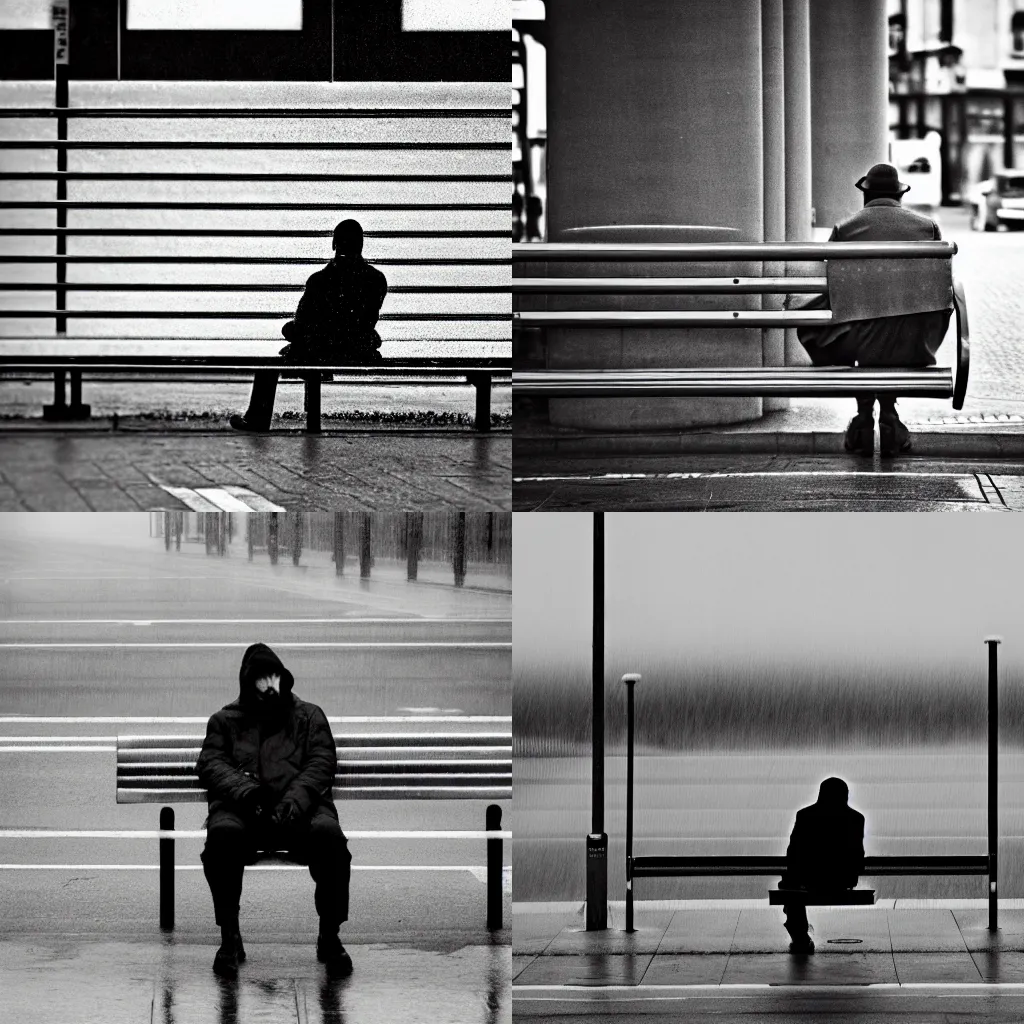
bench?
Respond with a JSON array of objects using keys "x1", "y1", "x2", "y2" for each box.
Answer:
[
  {"x1": 116, "y1": 721, "x2": 512, "y2": 930},
  {"x1": 512, "y1": 241, "x2": 969, "y2": 411},
  {"x1": 0, "y1": 355, "x2": 512, "y2": 433},
  {"x1": 620, "y1": 671, "x2": 996, "y2": 933}
]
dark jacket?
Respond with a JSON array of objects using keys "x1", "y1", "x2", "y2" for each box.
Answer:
[
  {"x1": 282, "y1": 254, "x2": 388, "y2": 364},
  {"x1": 784, "y1": 784, "x2": 865, "y2": 890},
  {"x1": 796, "y1": 198, "x2": 951, "y2": 366},
  {"x1": 196, "y1": 643, "x2": 338, "y2": 823}
]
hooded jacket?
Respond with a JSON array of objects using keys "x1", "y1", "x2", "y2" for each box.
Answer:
[
  {"x1": 196, "y1": 643, "x2": 338, "y2": 822},
  {"x1": 784, "y1": 778, "x2": 865, "y2": 890}
]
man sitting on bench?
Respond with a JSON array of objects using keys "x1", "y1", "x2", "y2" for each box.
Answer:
[
  {"x1": 780, "y1": 777, "x2": 865, "y2": 954},
  {"x1": 197, "y1": 642, "x2": 353, "y2": 979},
  {"x1": 230, "y1": 218, "x2": 389, "y2": 431}
]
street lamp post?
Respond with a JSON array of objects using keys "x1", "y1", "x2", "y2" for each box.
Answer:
[{"x1": 586, "y1": 512, "x2": 608, "y2": 930}]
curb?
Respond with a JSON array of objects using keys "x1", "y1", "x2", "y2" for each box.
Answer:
[{"x1": 515, "y1": 430, "x2": 1024, "y2": 459}]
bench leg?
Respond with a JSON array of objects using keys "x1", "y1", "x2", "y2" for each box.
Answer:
[
  {"x1": 469, "y1": 373, "x2": 492, "y2": 432},
  {"x1": 487, "y1": 804, "x2": 502, "y2": 930},
  {"x1": 304, "y1": 377, "x2": 322, "y2": 434},
  {"x1": 42, "y1": 369, "x2": 91, "y2": 421},
  {"x1": 159, "y1": 807, "x2": 175, "y2": 931}
]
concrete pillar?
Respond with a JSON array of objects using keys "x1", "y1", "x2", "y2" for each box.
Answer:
[
  {"x1": 761, "y1": 0, "x2": 788, "y2": 410},
  {"x1": 810, "y1": 0, "x2": 890, "y2": 232},
  {"x1": 783, "y1": 0, "x2": 813, "y2": 366},
  {"x1": 544, "y1": 0, "x2": 765, "y2": 430}
]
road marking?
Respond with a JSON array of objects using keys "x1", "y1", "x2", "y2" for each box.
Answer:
[
  {"x1": 154, "y1": 483, "x2": 287, "y2": 512},
  {"x1": 0, "y1": 618, "x2": 511, "y2": 626},
  {"x1": 513, "y1": 983, "x2": 1024, "y2": 994},
  {"x1": 0, "y1": 715, "x2": 510, "y2": 724},
  {"x1": 0, "y1": 641, "x2": 510, "y2": 649},
  {"x1": 0, "y1": 829, "x2": 511, "y2": 839},
  {"x1": 0, "y1": 864, "x2": 489, "y2": 872},
  {"x1": 0, "y1": 746, "x2": 117, "y2": 752}
]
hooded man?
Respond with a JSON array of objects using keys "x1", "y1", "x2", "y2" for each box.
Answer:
[
  {"x1": 780, "y1": 777, "x2": 865, "y2": 954},
  {"x1": 196, "y1": 642, "x2": 352, "y2": 979},
  {"x1": 795, "y1": 163, "x2": 953, "y2": 457}
]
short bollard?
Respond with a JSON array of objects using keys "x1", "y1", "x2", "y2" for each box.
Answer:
[
  {"x1": 487, "y1": 804, "x2": 502, "y2": 930},
  {"x1": 159, "y1": 806, "x2": 175, "y2": 931}
]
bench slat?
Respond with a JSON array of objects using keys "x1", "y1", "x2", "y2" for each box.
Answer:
[
  {"x1": 513, "y1": 311, "x2": 833, "y2": 328},
  {"x1": 118, "y1": 734, "x2": 511, "y2": 748},
  {"x1": 117, "y1": 762, "x2": 511, "y2": 776},
  {"x1": 117, "y1": 786, "x2": 511, "y2": 803},
  {"x1": 632, "y1": 855, "x2": 987, "y2": 877},
  {"x1": 512, "y1": 277, "x2": 829, "y2": 295},
  {"x1": 768, "y1": 889, "x2": 875, "y2": 906}
]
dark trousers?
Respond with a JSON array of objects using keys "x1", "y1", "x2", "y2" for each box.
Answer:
[
  {"x1": 200, "y1": 807, "x2": 351, "y2": 929},
  {"x1": 783, "y1": 903, "x2": 810, "y2": 943},
  {"x1": 242, "y1": 370, "x2": 281, "y2": 430}
]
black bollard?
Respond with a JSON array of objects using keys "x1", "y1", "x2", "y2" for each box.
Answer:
[
  {"x1": 486, "y1": 804, "x2": 503, "y2": 930},
  {"x1": 159, "y1": 806, "x2": 174, "y2": 931}
]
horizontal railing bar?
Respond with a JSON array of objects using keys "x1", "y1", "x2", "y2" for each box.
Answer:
[
  {"x1": 0, "y1": 172, "x2": 513, "y2": 182},
  {"x1": 514, "y1": 368, "x2": 954, "y2": 398},
  {"x1": 0, "y1": 141, "x2": 511, "y2": 151},
  {"x1": 513, "y1": 241, "x2": 957, "y2": 260},
  {"x1": 0, "y1": 283, "x2": 511, "y2": 293},
  {"x1": 0, "y1": 229, "x2": 509, "y2": 238},
  {"x1": 0, "y1": 829, "x2": 513, "y2": 839},
  {"x1": 0, "y1": 107, "x2": 509, "y2": 119},
  {"x1": 512, "y1": 277, "x2": 828, "y2": 294},
  {"x1": 0, "y1": 360, "x2": 508, "y2": 371},
  {"x1": 514, "y1": 311, "x2": 832, "y2": 327},
  {"x1": 117, "y1": 788, "x2": 511, "y2": 801},
  {"x1": 0, "y1": 201, "x2": 506, "y2": 212},
  {"x1": 0, "y1": 257, "x2": 512, "y2": 266},
  {"x1": 116, "y1": 775, "x2": 511, "y2": 783},
  {"x1": 119, "y1": 734, "x2": 510, "y2": 743},
  {"x1": 0, "y1": 311, "x2": 510, "y2": 320},
  {"x1": 632, "y1": 855, "x2": 987, "y2": 877}
]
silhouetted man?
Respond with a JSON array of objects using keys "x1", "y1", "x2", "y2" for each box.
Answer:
[
  {"x1": 230, "y1": 218, "x2": 388, "y2": 431},
  {"x1": 795, "y1": 163, "x2": 953, "y2": 457},
  {"x1": 197, "y1": 643, "x2": 352, "y2": 979},
  {"x1": 780, "y1": 777, "x2": 865, "y2": 954}
]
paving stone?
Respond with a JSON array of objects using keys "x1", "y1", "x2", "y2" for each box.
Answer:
[
  {"x1": 888, "y1": 909, "x2": 969, "y2": 953},
  {"x1": 514, "y1": 952, "x2": 654, "y2": 987},
  {"x1": 544, "y1": 920, "x2": 673, "y2": 956},
  {"x1": 641, "y1": 954, "x2": 729, "y2": 985},
  {"x1": 893, "y1": 951, "x2": 982, "y2": 983},
  {"x1": 721, "y1": 951, "x2": 898, "y2": 985},
  {"x1": 658, "y1": 909, "x2": 741, "y2": 953}
]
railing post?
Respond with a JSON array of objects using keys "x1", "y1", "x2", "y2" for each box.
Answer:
[
  {"x1": 486, "y1": 804, "x2": 502, "y2": 930},
  {"x1": 359, "y1": 513, "x2": 372, "y2": 579},
  {"x1": 406, "y1": 510, "x2": 422, "y2": 581},
  {"x1": 333, "y1": 512, "x2": 344, "y2": 576},
  {"x1": 304, "y1": 378, "x2": 322, "y2": 434},
  {"x1": 268, "y1": 512, "x2": 279, "y2": 565},
  {"x1": 987, "y1": 636, "x2": 1001, "y2": 932},
  {"x1": 623, "y1": 673, "x2": 641, "y2": 934},
  {"x1": 159, "y1": 806, "x2": 175, "y2": 931},
  {"x1": 470, "y1": 372, "x2": 492, "y2": 432},
  {"x1": 164, "y1": 513, "x2": 171, "y2": 551},
  {"x1": 452, "y1": 510, "x2": 466, "y2": 587}
]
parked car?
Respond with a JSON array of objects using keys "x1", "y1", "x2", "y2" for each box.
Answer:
[{"x1": 970, "y1": 172, "x2": 1024, "y2": 231}]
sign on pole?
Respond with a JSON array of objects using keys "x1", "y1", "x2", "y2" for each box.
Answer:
[{"x1": 52, "y1": 2, "x2": 69, "y2": 65}]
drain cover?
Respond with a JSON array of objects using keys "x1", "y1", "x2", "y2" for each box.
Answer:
[{"x1": 827, "y1": 938, "x2": 863, "y2": 945}]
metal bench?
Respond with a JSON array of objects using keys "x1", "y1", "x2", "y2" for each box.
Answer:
[
  {"x1": 621, "y1": 653, "x2": 999, "y2": 932},
  {"x1": 512, "y1": 241, "x2": 969, "y2": 410},
  {"x1": 116, "y1": 722, "x2": 512, "y2": 930},
  {"x1": 0, "y1": 355, "x2": 511, "y2": 433}
]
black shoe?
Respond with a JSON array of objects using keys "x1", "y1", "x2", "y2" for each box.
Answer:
[
  {"x1": 213, "y1": 941, "x2": 239, "y2": 979},
  {"x1": 843, "y1": 413, "x2": 874, "y2": 456},
  {"x1": 316, "y1": 934, "x2": 353, "y2": 978},
  {"x1": 788, "y1": 938, "x2": 815, "y2": 955},
  {"x1": 229, "y1": 414, "x2": 268, "y2": 432},
  {"x1": 879, "y1": 414, "x2": 912, "y2": 457},
  {"x1": 235, "y1": 930, "x2": 246, "y2": 963}
]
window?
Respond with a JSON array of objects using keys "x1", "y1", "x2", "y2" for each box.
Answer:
[{"x1": 127, "y1": 0, "x2": 302, "y2": 31}]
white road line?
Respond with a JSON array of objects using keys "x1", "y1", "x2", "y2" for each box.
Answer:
[
  {"x1": 193, "y1": 487, "x2": 259, "y2": 512},
  {"x1": 514, "y1": 470, "x2": 977, "y2": 483},
  {"x1": 155, "y1": 486, "x2": 223, "y2": 511},
  {"x1": 0, "y1": 830, "x2": 512, "y2": 839},
  {"x1": 0, "y1": 618, "x2": 511, "y2": 626},
  {"x1": 0, "y1": 716, "x2": 510, "y2": 724},
  {"x1": 0, "y1": 864, "x2": 489, "y2": 872},
  {"x1": 512, "y1": 983, "x2": 1024, "y2": 994},
  {"x1": 223, "y1": 486, "x2": 288, "y2": 512},
  {"x1": 0, "y1": 746, "x2": 117, "y2": 753},
  {"x1": 0, "y1": 641, "x2": 510, "y2": 649}
]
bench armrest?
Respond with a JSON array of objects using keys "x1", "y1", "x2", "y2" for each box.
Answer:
[{"x1": 952, "y1": 277, "x2": 970, "y2": 411}]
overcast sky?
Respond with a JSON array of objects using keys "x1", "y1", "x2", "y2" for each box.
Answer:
[{"x1": 515, "y1": 513, "x2": 1024, "y2": 681}]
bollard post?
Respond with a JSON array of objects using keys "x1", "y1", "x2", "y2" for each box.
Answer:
[
  {"x1": 453, "y1": 511, "x2": 467, "y2": 587},
  {"x1": 486, "y1": 804, "x2": 503, "y2": 929},
  {"x1": 333, "y1": 512, "x2": 344, "y2": 576},
  {"x1": 987, "y1": 636, "x2": 1001, "y2": 932},
  {"x1": 360, "y1": 513, "x2": 372, "y2": 579},
  {"x1": 159, "y1": 806, "x2": 175, "y2": 931},
  {"x1": 623, "y1": 673, "x2": 641, "y2": 934}
]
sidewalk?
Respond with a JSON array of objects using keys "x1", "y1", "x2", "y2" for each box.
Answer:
[
  {"x1": 513, "y1": 902, "x2": 1024, "y2": 988},
  {"x1": 0, "y1": 427, "x2": 512, "y2": 511},
  {"x1": 0, "y1": 937, "x2": 511, "y2": 1024}
]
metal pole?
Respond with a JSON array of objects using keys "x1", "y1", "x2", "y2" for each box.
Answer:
[
  {"x1": 987, "y1": 636, "x2": 1001, "y2": 932},
  {"x1": 164, "y1": 514, "x2": 171, "y2": 551},
  {"x1": 453, "y1": 510, "x2": 467, "y2": 587},
  {"x1": 406, "y1": 511, "x2": 421, "y2": 581},
  {"x1": 159, "y1": 806, "x2": 174, "y2": 931},
  {"x1": 586, "y1": 512, "x2": 607, "y2": 931},
  {"x1": 334, "y1": 512, "x2": 344, "y2": 576},
  {"x1": 359, "y1": 513, "x2": 372, "y2": 579},
  {"x1": 486, "y1": 804, "x2": 503, "y2": 930},
  {"x1": 268, "y1": 512, "x2": 279, "y2": 565},
  {"x1": 623, "y1": 673, "x2": 640, "y2": 934}
]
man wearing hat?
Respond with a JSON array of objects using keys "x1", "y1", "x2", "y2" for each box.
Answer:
[{"x1": 795, "y1": 163, "x2": 953, "y2": 456}]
